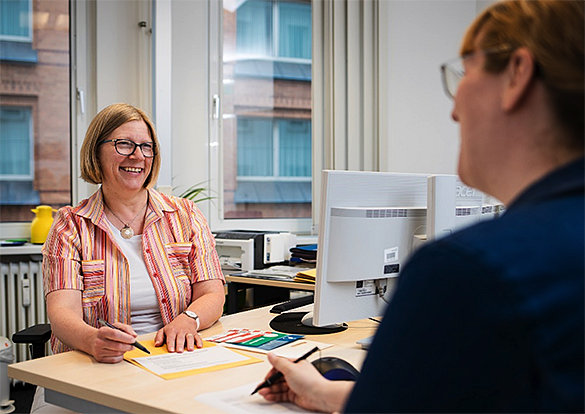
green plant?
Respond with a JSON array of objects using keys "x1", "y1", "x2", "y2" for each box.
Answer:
[{"x1": 178, "y1": 182, "x2": 215, "y2": 204}]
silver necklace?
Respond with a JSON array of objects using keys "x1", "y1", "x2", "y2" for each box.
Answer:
[{"x1": 103, "y1": 197, "x2": 148, "y2": 239}]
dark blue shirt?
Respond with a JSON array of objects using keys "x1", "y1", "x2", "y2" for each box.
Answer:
[{"x1": 345, "y1": 158, "x2": 585, "y2": 413}]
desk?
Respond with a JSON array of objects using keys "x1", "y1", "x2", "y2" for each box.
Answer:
[
  {"x1": 224, "y1": 274, "x2": 314, "y2": 314},
  {"x1": 8, "y1": 305, "x2": 376, "y2": 414}
]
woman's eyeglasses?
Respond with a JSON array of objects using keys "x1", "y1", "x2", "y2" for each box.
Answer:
[
  {"x1": 440, "y1": 44, "x2": 514, "y2": 99},
  {"x1": 99, "y1": 139, "x2": 156, "y2": 158}
]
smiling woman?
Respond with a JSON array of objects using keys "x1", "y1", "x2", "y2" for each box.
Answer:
[{"x1": 32, "y1": 103, "x2": 226, "y2": 412}]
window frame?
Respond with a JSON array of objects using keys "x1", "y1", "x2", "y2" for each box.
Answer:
[{"x1": 206, "y1": 0, "x2": 312, "y2": 233}]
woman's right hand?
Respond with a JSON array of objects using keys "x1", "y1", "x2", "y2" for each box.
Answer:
[
  {"x1": 257, "y1": 353, "x2": 354, "y2": 413},
  {"x1": 91, "y1": 322, "x2": 137, "y2": 363},
  {"x1": 46, "y1": 290, "x2": 135, "y2": 363}
]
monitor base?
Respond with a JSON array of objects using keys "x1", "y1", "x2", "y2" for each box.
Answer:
[{"x1": 269, "y1": 312, "x2": 348, "y2": 335}]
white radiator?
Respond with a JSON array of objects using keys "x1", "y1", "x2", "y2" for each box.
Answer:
[{"x1": 0, "y1": 260, "x2": 49, "y2": 363}]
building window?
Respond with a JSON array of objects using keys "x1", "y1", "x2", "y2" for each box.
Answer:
[
  {"x1": 236, "y1": 0, "x2": 311, "y2": 59},
  {"x1": 237, "y1": 117, "x2": 311, "y2": 179},
  {"x1": 223, "y1": 0, "x2": 312, "y2": 219},
  {"x1": 278, "y1": 1, "x2": 311, "y2": 59},
  {"x1": 0, "y1": 107, "x2": 33, "y2": 179},
  {"x1": 0, "y1": 0, "x2": 33, "y2": 41},
  {"x1": 234, "y1": 117, "x2": 311, "y2": 205},
  {"x1": 278, "y1": 119, "x2": 311, "y2": 177}
]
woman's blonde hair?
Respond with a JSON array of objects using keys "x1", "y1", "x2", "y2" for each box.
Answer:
[
  {"x1": 461, "y1": 0, "x2": 584, "y2": 149},
  {"x1": 80, "y1": 103, "x2": 161, "y2": 188}
]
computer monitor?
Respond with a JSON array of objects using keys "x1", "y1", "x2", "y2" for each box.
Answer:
[
  {"x1": 311, "y1": 171, "x2": 502, "y2": 329},
  {"x1": 427, "y1": 174, "x2": 502, "y2": 242},
  {"x1": 311, "y1": 170, "x2": 429, "y2": 327},
  {"x1": 269, "y1": 170, "x2": 501, "y2": 335}
]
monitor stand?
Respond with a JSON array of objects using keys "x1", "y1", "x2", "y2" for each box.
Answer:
[{"x1": 269, "y1": 311, "x2": 348, "y2": 335}]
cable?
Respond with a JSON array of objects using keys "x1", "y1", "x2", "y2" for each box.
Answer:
[{"x1": 375, "y1": 279, "x2": 391, "y2": 304}]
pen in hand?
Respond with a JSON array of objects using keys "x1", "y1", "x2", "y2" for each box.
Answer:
[
  {"x1": 251, "y1": 346, "x2": 319, "y2": 395},
  {"x1": 98, "y1": 318, "x2": 150, "y2": 355}
]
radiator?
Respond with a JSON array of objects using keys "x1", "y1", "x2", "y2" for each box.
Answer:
[{"x1": 0, "y1": 260, "x2": 49, "y2": 363}]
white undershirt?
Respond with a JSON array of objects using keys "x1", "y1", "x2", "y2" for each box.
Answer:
[{"x1": 105, "y1": 216, "x2": 164, "y2": 335}]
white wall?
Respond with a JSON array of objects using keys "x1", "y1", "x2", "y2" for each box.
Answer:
[
  {"x1": 477, "y1": 1, "x2": 496, "y2": 13},
  {"x1": 383, "y1": 0, "x2": 478, "y2": 175},
  {"x1": 169, "y1": 0, "x2": 209, "y2": 217},
  {"x1": 95, "y1": 0, "x2": 152, "y2": 114}
]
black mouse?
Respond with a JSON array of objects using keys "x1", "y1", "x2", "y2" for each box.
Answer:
[{"x1": 312, "y1": 357, "x2": 359, "y2": 381}]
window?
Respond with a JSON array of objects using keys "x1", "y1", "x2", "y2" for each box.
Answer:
[
  {"x1": 0, "y1": 0, "x2": 71, "y2": 224},
  {"x1": 0, "y1": 107, "x2": 33, "y2": 180},
  {"x1": 0, "y1": 0, "x2": 37, "y2": 63},
  {"x1": 235, "y1": 118, "x2": 311, "y2": 204},
  {"x1": 222, "y1": 0, "x2": 312, "y2": 220},
  {"x1": 237, "y1": 118, "x2": 311, "y2": 179},
  {"x1": 236, "y1": 0, "x2": 311, "y2": 59},
  {"x1": 0, "y1": 0, "x2": 32, "y2": 41}
]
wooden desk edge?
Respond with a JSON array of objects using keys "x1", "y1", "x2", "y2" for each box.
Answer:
[{"x1": 224, "y1": 274, "x2": 315, "y2": 291}]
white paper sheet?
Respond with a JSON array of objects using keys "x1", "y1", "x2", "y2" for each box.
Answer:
[
  {"x1": 135, "y1": 346, "x2": 248, "y2": 375},
  {"x1": 195, "y1": 383, "x2": 312, "y2": 414},
  {"x1": 271, "y1": 340, "x2": 332, "y2": 358}
]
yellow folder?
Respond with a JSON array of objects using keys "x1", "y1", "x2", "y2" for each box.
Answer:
[{"x1": 294, "y1": 268, "x2": 316, "y2": 283}]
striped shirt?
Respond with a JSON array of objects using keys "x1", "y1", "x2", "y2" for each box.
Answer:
[{"x1": 42, "y1": 188, "x2": 225, "y2": 354}]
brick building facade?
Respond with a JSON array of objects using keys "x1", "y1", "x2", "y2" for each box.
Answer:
[
  {"x1": 0, "y1": 0, "x2": 70, "y2": 223},
  {"x1": 222, "y1": 3, "x2": 312, "y2": 219}
]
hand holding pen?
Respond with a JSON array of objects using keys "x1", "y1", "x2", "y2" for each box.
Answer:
[
  {"x1": 251, "y1": 346, "x2": 319, "y2": 395},
  {"x1": 98, "y1": 318, "x2": 150, "y2": 354}
]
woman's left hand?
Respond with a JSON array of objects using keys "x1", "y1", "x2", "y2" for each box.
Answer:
[
  {"x1": 153, "y1": 315, "x2": 202, "y2": 352},
  {"x1": 154, "y1": 279, "x2": 225, "y2": 352}
]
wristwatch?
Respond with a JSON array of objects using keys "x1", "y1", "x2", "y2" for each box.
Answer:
[{"x1": 183, "y1": 310, "x2": 200, "y2": 331}]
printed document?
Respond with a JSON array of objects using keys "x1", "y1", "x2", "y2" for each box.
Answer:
[
  {"x1": 124, "y1": 340, "x2": 261, "y2": 379},
  {"x1": 195, "y1": 383, "x2": 311, "y2": 413}
]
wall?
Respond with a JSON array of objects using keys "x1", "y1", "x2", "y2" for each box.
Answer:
[
  {"x1": 477, "y1": 1, "x2": 496, "y2": 13},
  {"x1": 383, "y1": 0, "x2": 478, "y2": 175},
  {"x1": 168, "y1": 0, "x2": 210, "y2": 216},
  {"x1": 95, "y1": 0, "x2": 151, "y2": 114}
]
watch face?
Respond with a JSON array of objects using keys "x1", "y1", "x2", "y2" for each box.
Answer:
[{"x1": 185, "y1": 310, "x2": 199, "y2": 320}]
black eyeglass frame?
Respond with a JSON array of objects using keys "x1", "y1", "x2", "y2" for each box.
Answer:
[
  {"x1": 440, "y1": 44, "x2": 515, "y2": 99},
  {"x1": 99, "y1": 139, "x2": 157, "y2": 158}
]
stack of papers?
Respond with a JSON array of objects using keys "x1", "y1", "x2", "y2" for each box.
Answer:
[
  {"x1": 230, "y1": 265, "x2": 300, "y2": 280},
  {"x1": 231, "y1": 265, "x2": 317, "y2": 284},
  {"x1": 294, "y1": 268, "x2": 316, "y2": 284}
]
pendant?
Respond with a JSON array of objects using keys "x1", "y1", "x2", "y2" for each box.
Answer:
[{"x1": 120, "y1": 226, "x2": 134, "y2": 239}]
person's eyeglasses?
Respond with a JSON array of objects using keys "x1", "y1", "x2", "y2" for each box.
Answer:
[
  {"x1": 440, "y1": 44, "x2": 514, "y2": 99},
  {"x1": 99, "y1": 139, "x2": 157, "y2": 158}
]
